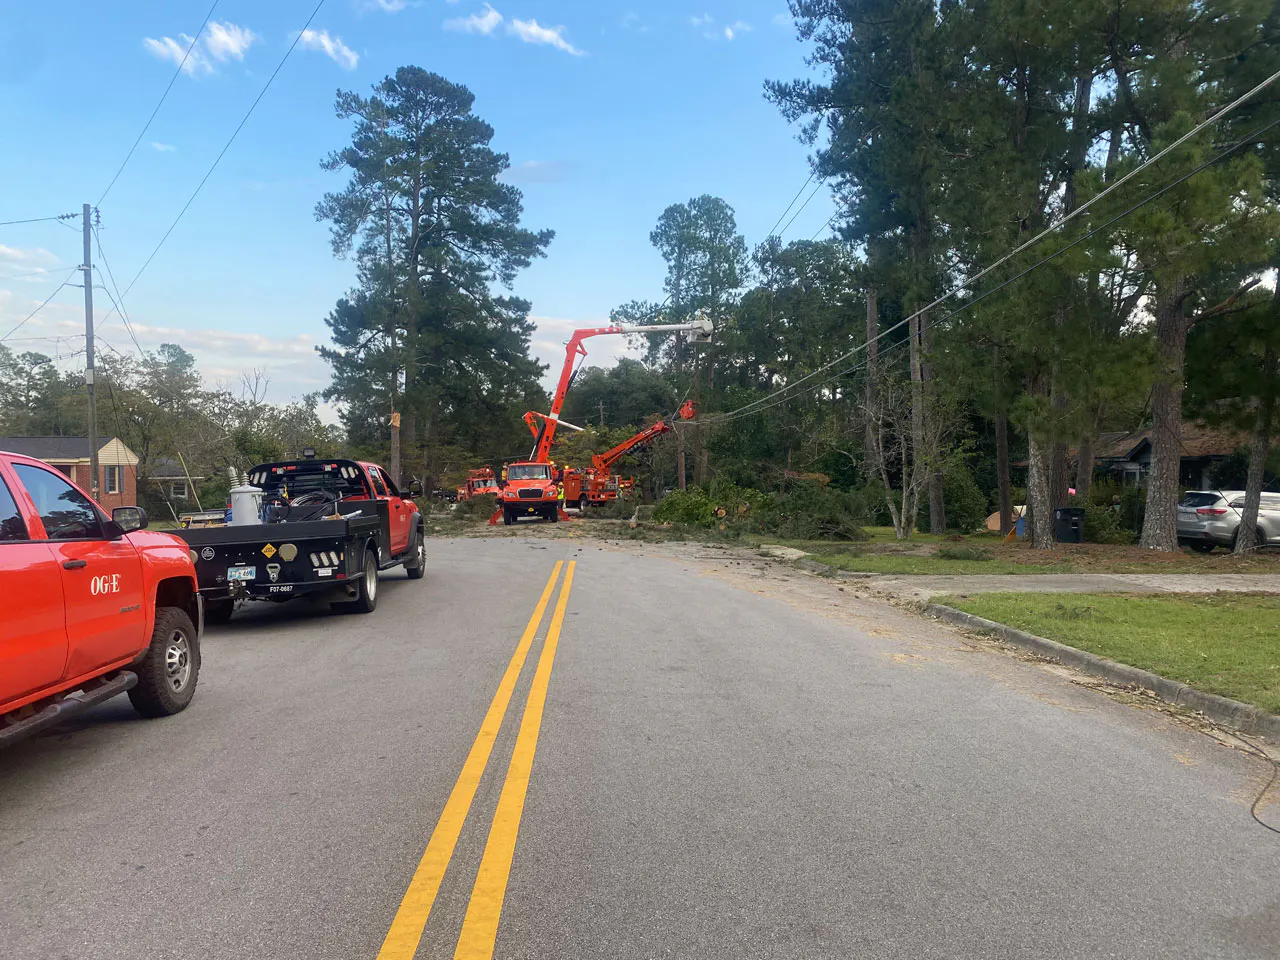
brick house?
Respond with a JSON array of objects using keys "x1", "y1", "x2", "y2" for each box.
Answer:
[{"x1": 0, "y1": 436, "x2": 140, "y2": 510}]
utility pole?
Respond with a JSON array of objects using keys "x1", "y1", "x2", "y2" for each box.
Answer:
[{"x1": 82, "y1": 203, "x2": 99, "y2": 500}]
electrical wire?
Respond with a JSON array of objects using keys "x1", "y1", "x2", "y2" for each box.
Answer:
[
  {"x1": 97, "y1": 0, "x2": 221, "y2": 206},
  {"x1": 98, "y1": 0, "x2": 328, "y2": 328},
  {"x1": 766, "y1": 172, "x2": 815, "y2": 238},
  {"x1": 91, "y1": 224, "x2": 147, "y2": 359},
  {"x1": 0, "y1": 267, "x2": 82, "y2": 342},
  {"x1": 703, "y1": 100, "x2": 1280, "y2": 426},
  {"x1": 777, "y1": 180, "x2": 825, "y2": 239},
  {"x1": 0, "y1": 213, "x2": 78, "y2": 228}
]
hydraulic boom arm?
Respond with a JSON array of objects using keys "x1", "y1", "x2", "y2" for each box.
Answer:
[
  {"x1": 529, "y1": 320, "x2": 712, "y2": 462},
  {"x1": 590, "y1": 402, "x2": 696, "y2": 472}
]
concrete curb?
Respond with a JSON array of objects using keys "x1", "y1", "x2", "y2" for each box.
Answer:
[
  {"x1": 796, "y1": 558, "x2": 874, "y2": 579},
  {"x1": 924, "y1": 603, "x2": 1280, "y2": 741}
]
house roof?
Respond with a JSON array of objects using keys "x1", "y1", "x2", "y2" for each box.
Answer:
[
  {"x1": 1094, "y1": 422, "x2": 1246, "y2": 462},
  {"x1": 147, "y1": 457, "x2": 206, "y2": 480},
  {"x1": 0, "y1": 436, "x2": 139, "y2": 466}
]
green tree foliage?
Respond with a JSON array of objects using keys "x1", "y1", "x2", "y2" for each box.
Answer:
[{"x1": 316, "y1": 67, "x2": 552, "y2": 485}]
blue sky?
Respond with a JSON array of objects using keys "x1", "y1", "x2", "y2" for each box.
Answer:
[{"x1": 0, "y1": 1, "x2": 833, "y2": 405}]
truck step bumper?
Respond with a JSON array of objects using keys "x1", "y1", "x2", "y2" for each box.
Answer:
[{"x1": 0, "y1": 672, "x2": 138, "y2": 748}]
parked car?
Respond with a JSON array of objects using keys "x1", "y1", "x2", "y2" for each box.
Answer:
[
  {"x1": 1176, "y1": 490, "x2": 1280, "y2": 552},
  {"x1": 0, "y1": 450, "x2": 202, "y2": 748}
]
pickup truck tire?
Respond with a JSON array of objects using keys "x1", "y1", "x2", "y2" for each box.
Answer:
[
  {"x1": 405, "y1": 528, "x2": 426, "y2": 580},
  {"x1": 205, "y1": 598, "x2": 235, "y2": 624},
  {"x1": 128, "y1": 607, "x2": 200, "y2": 718},
  {"x1": 353, "y1": 548, "x2": 379, "y2": 613}
]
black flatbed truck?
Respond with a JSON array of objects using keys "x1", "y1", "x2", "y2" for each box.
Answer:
[{"x1": 173, "y1": 457, "x2": 425, "y2": 623}]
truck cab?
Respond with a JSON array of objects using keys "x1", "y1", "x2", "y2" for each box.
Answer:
[
  {"x1": 496, "y1": 462, "x2": 561, "y2": 524},
  {"x1": 0, "y1": 451, "x2": 203, "y2": 747}
]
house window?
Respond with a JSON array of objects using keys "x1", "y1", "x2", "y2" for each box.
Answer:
[
  {"x1": 104, "y1": 465, "x2": 122, "y2": 495},
  {"x1": 169, "y1": 481, "x2": 189, "y2": 501}
]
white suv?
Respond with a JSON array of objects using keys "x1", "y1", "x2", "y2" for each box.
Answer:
[{"x1": 1176, "y1": 490, "x2": 1280, "y2": 552}]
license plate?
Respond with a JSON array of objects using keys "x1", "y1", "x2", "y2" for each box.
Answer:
[{"x1": 227, "y1": 566, "x2": 257, "y2": 581}]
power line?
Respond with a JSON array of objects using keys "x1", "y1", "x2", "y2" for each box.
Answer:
[
  {"x1": 766, "y1": 172, "x2": 815, "y2": 238},
  {"x1": 777, "y1": 180, "x2": 825, "y2": 239},
  {"x1": 0, "y1": 213, "x2": 78, "y2": 228},
  {"x1": 92, "y1": 223, "x2": 147, "y2": 359},
  {"x1": 99, "y1": 0, "x2": 328, "y2": 327},
  {"x1": 97, "y1": 0, "x2": 221, "y2": 206},
  {"x1": 0, "y1": 267, "x2": 82, "y2": 342},
  {"x1": 704, "y1": 75, "x2": 1280, "y2": 426}
]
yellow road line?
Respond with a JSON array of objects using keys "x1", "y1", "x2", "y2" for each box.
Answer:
[
  {"x1": 453, "y1": 561, "x2": 576, "y2": 960},
  {"x1": 375, "y1": 561, "x2": 565, "y2": 960}
]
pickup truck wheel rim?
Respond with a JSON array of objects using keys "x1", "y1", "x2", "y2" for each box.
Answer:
[
  {"x1": 365, "y1": 556, "x2": 377, "y2": 601},
  {"x1": 165, "y1": 632, "x2": 192, "y2": 692},
  {"x1": 416, "y1": 538, "x2": 426, "y2": 569}
]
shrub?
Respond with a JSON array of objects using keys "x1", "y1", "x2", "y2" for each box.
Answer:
[
  {"x1": 653, "y1": 488, "x2": 715, "y2": 525},
  {"x1": 751, "y1": 481, "x2": 867, "y2": 541},
  {"x1": 453, "y1": 493, "x2": 498, "y2": 518},
  {"x1": 918, "y1": 463, "x2": 990, "y2": 533},
  {"x1": 1083, "y1": 502, "x2": 1136, "y2": 544}
]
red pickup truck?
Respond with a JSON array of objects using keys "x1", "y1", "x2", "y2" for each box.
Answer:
[{"x1": 0, "y1": 451, "x2": 203, "y2": 747}]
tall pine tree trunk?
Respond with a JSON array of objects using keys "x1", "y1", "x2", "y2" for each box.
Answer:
[
  {"x1": 1140, "y1": 276, "x2": 1190, "y2": 551},
  {"x1": 1026, "y1": 430, "x2": 1055, "y2": 549},
  {"x1": 909, "y1": 312, "x2": 927, "y2": 535},
  {"x1": 994, "y1": 347, "x2": 1013, "y2": 534},
  {"x1": 864, "y1": 286, "x2": 878, "y2": 466},
  {"x1": 1234, "y1": 343, "x2": 1276, "y2": 554}
]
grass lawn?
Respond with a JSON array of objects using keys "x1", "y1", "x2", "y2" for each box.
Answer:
[
  {"x1": 941, "y1": 592, "x2": 1280, "y2": 713},
  {"x1": 810, "y1": 541, "x2": 1280, "y2": 575}
]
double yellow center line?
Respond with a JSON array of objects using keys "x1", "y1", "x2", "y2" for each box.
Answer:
[{"x1": 376, "y1": 561, "x2": 575, "y2": 960}]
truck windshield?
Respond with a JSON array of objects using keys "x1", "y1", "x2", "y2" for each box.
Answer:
[
  {"x1": 249, "y1": 461, "x2": 371, "y2": 500},
  {"x1": 507, "y1": 464, "x2": 551, "y2": 481}
]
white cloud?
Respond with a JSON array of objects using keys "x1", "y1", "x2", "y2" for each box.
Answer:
[
  {"x1": 367, "y1": 0, "x2": 408, "y2": 10},
  {"x1": 203, "y1": 21, "x2": 257, "y2": 62},
  {"x1": 299, "y1": 28, "x2": 359, "y2": 69},
  {"x1": 509, "y1": 18, "x2": 585, "y2": 55},
  {"x1": 150, "y1": 141, "x2": 177, "y2": 152},
  {"x1": 724, "y1": 20, "x2": 753, "y2": 40},
  {"x1": 444, "y1": 6, "x2": 586, "y2": 55},
  {"x1": 445, "y1": 3, "x2": 503, "y2": 35},
  {"x1": 772, "y1": 13, "x2": 792, "y2": 28},
  {"x1": 691, "y1": 14, "x2": 713, "y2": 28},
  {"x1": 142, "y1": 20, "x2": 257, "y2": 75},
  {"x1": 620, "y1": 12, "x2": 646, "y2": 32},
  {"x1": 0, "y1": 245, "x2": 59, "y2": 268},
  {"x1": 142, "y1": 34, "x2": 204, "y2": 74}
]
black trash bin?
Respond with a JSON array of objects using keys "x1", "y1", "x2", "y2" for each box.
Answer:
[{"x1": 1054, "y1": 507, "x2": 1086, "y2": 544}]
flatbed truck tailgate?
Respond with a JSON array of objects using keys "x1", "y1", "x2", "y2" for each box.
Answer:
[{"x1": 176, "y1": 515, "x2": 382, "y2": 598}]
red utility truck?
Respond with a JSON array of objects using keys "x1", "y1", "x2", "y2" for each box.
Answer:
[
  {"x1": 456, "y1": 468, "x2": 499, "y2": 502},
  {"x1": 0, "y1": 450, "x2": 203, "y2": 748}
]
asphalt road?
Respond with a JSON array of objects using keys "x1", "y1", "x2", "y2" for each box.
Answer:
[{"x1": 2, "y1": 536, "x2": 1278, "y2": 959}]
